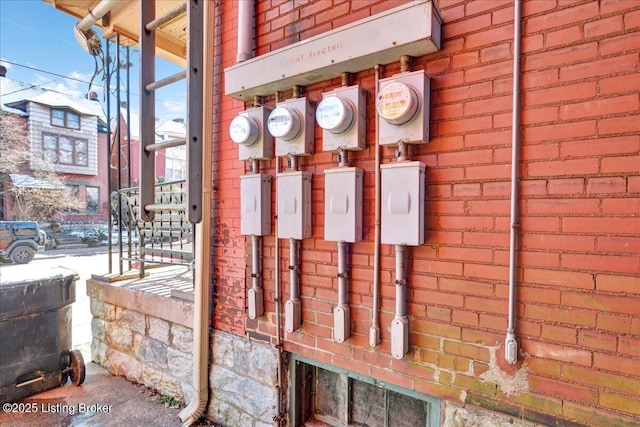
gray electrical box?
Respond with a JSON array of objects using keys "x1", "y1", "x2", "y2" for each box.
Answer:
[
  {"x1": 381, "y1": 161, "x2": 426, "y2": 246},
  {"x1": 277, "y1": 171, "x2": 312, "y2": 239},
  {"x1": 240, "y1": 174, "x2": 272, "y2": 236},
  {"x1": 230, "y1": 106, "x2": 274, "y2": 161},
  {"x1": 376, "y1": 70, "x2": 430, "y2": 145},
  {"x1": 269, "y1": 97, "x2": 315, "y2": 157},
  {"x1": 324, "y1": 167, "x2": 363, "y2": 242},
  {"x1": 317, "y1": 85, "x2": 366, "y2": 152}
]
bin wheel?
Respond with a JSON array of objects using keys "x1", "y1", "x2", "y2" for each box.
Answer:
[
  {"x1": 69, "y1": 350, "x2": 86, "y2": 386},
  {"x1": 60, "y1": 350, "x2": 86, "y2": 386}
]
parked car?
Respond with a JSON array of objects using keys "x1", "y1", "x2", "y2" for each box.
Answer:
[{"x1": 0, "y1": 221, "x2": 47, "y2": 264}]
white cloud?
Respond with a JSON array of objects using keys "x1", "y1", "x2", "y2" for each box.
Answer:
[
  {"x1": 32, "y1": 70, "x2": 94, "y2": 98},
  {"x1": 161, "y1": 98, "x2": 186, "y2": 120}
]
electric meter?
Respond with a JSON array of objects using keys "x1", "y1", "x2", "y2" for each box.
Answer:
[
  {"x1": 273, "y1": 97, "x2": 315, "y2": 156},
  {"x1": 231, "y1": 106, "x2": 274, "y2": 160},
  {"x1": 316, "y1": 96, "x2": 354, "y2": 134},
  {"x1": 267, "y1": 106, "x2": 302, "y2": 141},
  {"x1": 376, "y1": 70, "x2": 430, "y2": 145},
  {"x1": 376, "y1": 80, "x2": 420, "y2": 125},
  {"x1": 229, "y1": 115, "x2": 260, "y2": 146}
]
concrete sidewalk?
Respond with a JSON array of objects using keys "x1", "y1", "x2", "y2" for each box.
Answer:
[{"x1": 0, "y1": 362, "x2": 185, "y2": 427}]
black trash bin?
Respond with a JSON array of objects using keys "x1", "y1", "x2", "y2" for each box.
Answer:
[{"x1": 0, "y1": 267, "x2": 85, "y2": 404}]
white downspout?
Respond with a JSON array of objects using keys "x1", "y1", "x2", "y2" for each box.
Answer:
[
  {"x1": 179, "y1": 1, "x2": 216, "y2": 425},
  {"x1": 505, "y1": 0, "x2": 523, "y2": 365},
  {"x1": 237, "y1": 0, "x2": 255, "y2": 63}
]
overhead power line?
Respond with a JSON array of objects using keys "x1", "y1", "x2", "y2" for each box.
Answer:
[
  {"x1": 0, "y1": 59, "x2": 185, "y2": 111},
  {"x1": 0, "y1": 60, "x2": 105, "y2": 89}
]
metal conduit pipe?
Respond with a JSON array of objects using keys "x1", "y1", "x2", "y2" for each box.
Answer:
[
  {"x1": 286, "y1": 238, "x2": 302, "y2": 333},
  {"x1": 289, "y1": 240, "x2": 299, "y2": 302},
  {"x1": 369, "y1": 64, "x2": 382, "y2": 348},
  {"x1": 337, "y1": 242, "x2": 348, "y2": 307},
  {"x1": 505, "y1": 0, "x2": 523, "y2": 366},
  {"x1": 338, "y1": 147, "x2": 348, "y2": 168},
  {"x1": 274, "y1": 156, "x2": 284, "y2": 425},
  {"x1": 236, "y1": 0, "x2": 255, "y2": 63},
  {"x1": 391, "y1": 244, "x2": 409, "y2": 359},
  {"x1": 395, "y1": 245, "x2": 407, "y2": 318},
  {"x1": 334, "y1": 147, "x2": 350, "y2": 343},
  {"x1": 248, "y1": 234, "x2": 264, "y2": 319},
  {"x1": 334, "y1": 241, "x2": 350, "y2": 343}
]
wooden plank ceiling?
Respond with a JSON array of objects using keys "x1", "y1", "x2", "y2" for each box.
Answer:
[{"x1": 43, "y1": 0, "x2": 187, "y2": 66}]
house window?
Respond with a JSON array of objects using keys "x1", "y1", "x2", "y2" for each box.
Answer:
[
  {"x1": 51, "y1": 108, "x2": 80, "y2": 130},
  {"x1": 86, "y1": 186, "x2": 99, "y2": 215},
  {"x1": 292, "y1": 356, "x2": 439, "y2": 427},
  {"x1": 42, "y1": 133, "x2": 89, "y2": 166},
  {"x1": 165, "y1": 146, "x2": 186, "y2": 180},
  {"x1": 67, "y1": 185, "x2": 80, "y2": 214}
]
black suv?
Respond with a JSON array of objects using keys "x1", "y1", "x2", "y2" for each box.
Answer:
[{"x1": 0, "y1": 221, "x2": 46, "y2": 264}]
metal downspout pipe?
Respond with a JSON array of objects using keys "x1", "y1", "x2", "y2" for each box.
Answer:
[
  {"x1": 179, "y1": 1, "x2": 216, "y2": 425},
  {"x1": 505, "y1": 0, "x2": 523, "y2": 366},
  {"x1": 237, "y1": 0, "x2": 255, "y2": 62}
]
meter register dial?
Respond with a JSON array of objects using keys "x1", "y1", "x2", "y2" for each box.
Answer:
[
  {"x1": 229, "y1": 115, "x2": 260, "y2": 146},
  {"x1": 267, "y1": 107, "x2": 302, "y2": 141},
  {"x1": 376, "y1": 81, "x2": 420, "y2": 125},
  {"x1": 316, "y1": 96, "x2": 354, "y2": 134}
]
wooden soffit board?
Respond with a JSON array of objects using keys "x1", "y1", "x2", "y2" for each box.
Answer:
[{"x1": 43, "y1": 0, "x2": 187, "y2": 66}]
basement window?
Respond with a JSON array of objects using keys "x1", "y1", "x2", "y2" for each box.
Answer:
[{"x1": 291, "y1": 355, "x2": 440, "y2": 427}]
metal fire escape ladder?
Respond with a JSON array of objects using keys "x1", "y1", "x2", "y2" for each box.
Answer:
[{"x1": 139, "y1": 0, "x2": 203, "y2": 224}]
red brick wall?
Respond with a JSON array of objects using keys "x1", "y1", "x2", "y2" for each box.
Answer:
[{"x1": 213, "y1": 0, "x2": 640, "y2": 424}]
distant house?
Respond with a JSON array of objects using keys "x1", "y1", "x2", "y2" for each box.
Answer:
[
  {"x1": 110, "y1": 105, "x2": 186, "y2": 190},
  {"x1": 0, "y1": 66, "x2": 109, "y2": 222}
]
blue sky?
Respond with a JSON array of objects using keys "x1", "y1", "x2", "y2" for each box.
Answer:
[{"x1": 0, "y1": 0, "x2": 186, "y2": 121}]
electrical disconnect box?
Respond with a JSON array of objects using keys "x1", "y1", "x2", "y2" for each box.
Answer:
[
  {"x1": 277, "y1": 171, "x2": 312, "y2": 239},
  {"x1": 229, "y1": 106, "x2": 274, "y2": 160},
  {"x1": 324, "y1": 167, "x2": 363, "y2": 243},
  {"x1": 376, "y1": 70, "x2": 430, "y2": 145},
  {"x1": 268, "y1": 97, "x2": 315, "y2": 157},
  {"x1": 316, "y1": 85, "x2": 366, "y2": 152},
  {"x1": 240, "y1": 174, "x2": 272, "y2": 236},
  {"x1": 381, "y1": 161, "x2": 426, "y2": 246}
]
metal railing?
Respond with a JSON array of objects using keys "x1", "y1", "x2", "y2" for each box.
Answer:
[{"x1": 110, "y1": 179, "x2": 194, "y2": 278}]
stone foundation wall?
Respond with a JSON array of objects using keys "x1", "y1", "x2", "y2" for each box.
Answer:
[
  {"x1": 207, "y1": 331, "x2": 279, "y2": 427},
  {"x1": 88, "y1": 277, "x2": 194, "y2": 403}
]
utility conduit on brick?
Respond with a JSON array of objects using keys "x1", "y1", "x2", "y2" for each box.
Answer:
[{"x1": 505, "y1": 0, "x2": 523, "y2": 366}]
